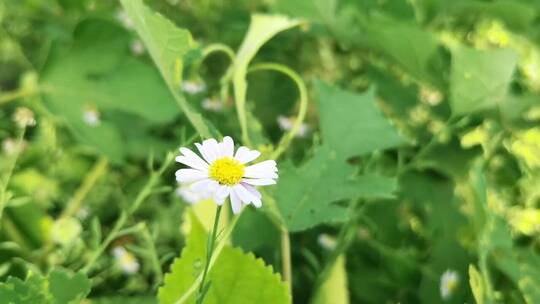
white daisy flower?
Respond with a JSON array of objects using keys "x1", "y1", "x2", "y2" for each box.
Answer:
[
  {"x1": 182, "y1": 81, "x2": 206, "y2": 95},
  {"x1": 277, "y1": 115, "x2": 310, "y2": 138},
  {"x1": 112, "y1": 246, "x2": 140, "y2": 274},
  {"x1": 440, "y1": 269, "x2": 459, "y2": 300},
  {"x1": 317, "y1": 233, "x2": 337, "y2": 250},
  {"x1": 175, "y1": 136, "x2": 278, "y2": 214}
]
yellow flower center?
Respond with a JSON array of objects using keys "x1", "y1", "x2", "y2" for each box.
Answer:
[{"x1": 209, "y1": 157, "x2": 245, "y2": 186}]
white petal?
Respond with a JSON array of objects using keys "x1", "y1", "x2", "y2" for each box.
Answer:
[
  {"x1": 203, "y1": 138, "x2": 220, "y2": 160},
  {"x1": 176, "y1": 149, "x2": 209, "y2": 171},
  {"x1": 191, "y1": 179, "x2": 219, "y2": 194},
  {"x1": 175, "y1": 169, "x2": 208, "y2": 183},
  {"x1": 220, "y1": 136, "x2": 234, "y2": 158},
  {"x1": 233, "y1": 184, "x2": 260, "y2": 207},
  {"x1": 244, "y1": 160, "x2": 278, "y2": 179},
  {"x1": 195, "y1": 142, "x2": 213, "y2": 163},
  {"x1": 234, "y1": 146, "x2": 261, "y2": 164},
  {"x1": 241, "y1": 178, "x2": 276, "y2": 186},
  {"x1": 242, "y1": 184, "x2": 262, "y2": 207},
  {"x1": 230, "y1": 190, "x2": 242, "y2": 214}
]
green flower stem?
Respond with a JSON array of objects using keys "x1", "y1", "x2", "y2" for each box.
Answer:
[
  {"x1": 196, "y1": 205, "x2": 223, "y2": 304},
  {"x1": 60, "y1": 156, "x2": 108, "y2": 219},
  {"x1": 0, "y1": 89, "x2": 37, "y2": 105},
  {"x1": 176, "y1": 212, "x2": 242, "y2": 304},
  {"x1": 0, "y1": 127, "x2": 27, "y2": 222},
  {"x1": 247, "y1": 63, "x2": 308, "y2": 159},
  {"x1": 81, "y1": 153, "x2": 174, "y2": 274},
  {"x1": 280, "y1": 227, "x2": 292, "y2": 294}
]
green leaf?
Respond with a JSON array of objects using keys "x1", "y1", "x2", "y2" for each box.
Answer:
[
  {"x1": 0, "y1": 268, "x2": 90, "y2": 304},
  {"x1": 48, "y1": 269, "x2": 91, "y2": 304},
  {"x1": 315, "y1": 81, "x2": 406, "y2": 159},
  {"x1": 494, "y1": 249, "x2": 540, "y2": 304},
  {"x1": 312, "y1": 255, "x2": 349, "y2": 304},
  {"x1": 40, "y1": 20, "x2": 180, "y2": 162},
  {"x1": 274, "y1": 146, "x2": 397, "y2": 231},
  {"x1": 120, "y1": 0, "x2": 216, "y2": 138},
  {"x1": 158, "y1": 213, "x2": 290, "y2": 304},
  {"x1": 469, "y1": 264, "x2": 485, "y2": 304},
  {"x1": 450, "y1": 46, "x2": 518, "y2": 115},
  {"x1": 274, "y1": 82, "x2": 403, "y2": 231},
  {"x1": 273, "y1": 0, "x2": 337, "y2": 24}
]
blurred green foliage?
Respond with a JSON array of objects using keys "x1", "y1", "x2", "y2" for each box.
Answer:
[{"x1": 1, "y1": 0, "x2": 540, "y2": 303}]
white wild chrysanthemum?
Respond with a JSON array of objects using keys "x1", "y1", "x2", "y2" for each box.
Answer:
[
  {"x1": 202, "y1": 98, "x2": 224, "y2": 112},
  {"x1": 130, "y1": 39, "x2": 145, "y2": 56},
  {"x1": 277, "y1": 115, "x2": 310, "y2": 138},
  {"x1": 440, "y1": 269, "x2": 459, "y2": 300},
  {"x1": 83, "y1": 107, "x2": 101, "y2": 127},
  {"x1": 182, "y1": 81, "x2": 206, "y2": 94},
  {"x1": 112, "y1": 246, "x2": 140, "y2": 274},
  {"x1": 175, "y1": 136, "x2": 278, "y2": 214},
  {"x1": 13, "y1": 107, "x2": 36, "y2": 128}
]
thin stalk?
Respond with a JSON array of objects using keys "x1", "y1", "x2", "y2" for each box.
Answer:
[
  {"x1": 81, "y1": 153, "x2": 174, "y2": 274},
  {"x1": 196, "y1": 205, "x2": 223, "y2": 304},
  {"x1": 61, "y1": 156, "x2": 108, "y2": 219},
  {"x1": 0, "y1": 89, "x2": 37, "y2": 105},
  {"x1": 280, "y1": 227, "x2": 293, "y2": 295},
  {"x1": 0, "y1": 127, "x2": 27, "y2": 222},
  {"x1": 141, "y1": 223, "x2": 163, "y2": 289}
]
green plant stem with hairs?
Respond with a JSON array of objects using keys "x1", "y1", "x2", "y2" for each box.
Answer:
[{"x1": 196, "y1": 205, "x2": 223, "y2": 304}]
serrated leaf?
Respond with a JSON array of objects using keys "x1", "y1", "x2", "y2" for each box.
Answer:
[
  {"x1": 48, "y1": 269, "x2": 91, "y2": 304},
  {"x1": 315, "y1": 81, "x2": 406, "y2": 159},
  {"x1": 159, "y1": 213, "x2": 290, "y2": 304},
  {"x1": 120, "y1": 0, "x2": 216, "y2": 138},
  {"x1": 274, "y1": 82, "x2": 403, "y2": 231},
  {"x1": 274, "y1": 146, "x2": 397, "y2": 231},
  {"x1": 450, "y1": 46, "x2": 517, "y2": 115},
  {"x1": 312, "y1": 255, "x2": 349, "y2": 304},
  {"x1": 0, "y1": 269, "x2": 90, "y2": 304}
]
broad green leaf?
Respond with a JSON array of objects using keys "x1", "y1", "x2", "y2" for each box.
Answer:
[
  {"x1": 273, "y1": 0, "x2": 337, "y2": 24},
  {"x1": 159, "y1": 213, "x2": 290, "y2": 304},
  {"x1": 40, "y1": 20, "x2": 179, "y2": 162},
  {"x1": 312, "y1": 255, "x2": 349, "y2": 304},
  {"x1": 274, "y1": 146, "x2": 397, "y2": 231},
  {"x1": 315, "y1": 81, "x2": 406, "y2": 159},
  {"x1": 232, "y1": 14, "x2": 301, "y2": 142},
  {"x1": 0, "y1": 268, "x2": 90, "y2": 304},
  {"x1": 48, "y1": 269, "x2": 91, "y2": 304},
  {"x1": 450, "y1": 46, "x2": 517, "y2": 115},
  {"x1": 274, "y1": 82, "x2": 403, "y2": 231},
  {"x1": 120, "y1": 0, "x2": 215, "y2": 138}
]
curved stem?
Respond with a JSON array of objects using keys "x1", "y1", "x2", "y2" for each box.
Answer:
[
  {"x1": 247, "y1": 63, "x2": 308, "y2": 159},
  {"x1": 280, "y1": 227, "x2": 292, "y2": 294}
]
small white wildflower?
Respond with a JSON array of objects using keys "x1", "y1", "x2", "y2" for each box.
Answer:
[
  {"x1": 13, "y1": 107, "x2": 36, "y2": 128},
  {"x1": 277, "y1": 116, "x2": 310, "y2": 138},
  {"x1": 440, "y1": 269, "x2": 460, "y2": 300},
  {"x1": 175, "y1": 136, "x2": 278, "y2": 214},
  {"x1": 116, "y1": 10, "x2": 134, "y2": 30},
  {"x1": 2, "y1": 138, "x2": 18, "y2": 155},
  {"x1": 112, "y1": 246, "x2": 140, "y2": 274},
  {"x1": 130, "y1": 39, "x2": 145, "y2": 56},
  {"x1": 202, "y1": 98, "x2": 224, "y2": 112},
  {"x1": 317, "y1": 233, "x2": 337, "y2": 250},
  {"x1": 76, "y1": 207, "x2": 90, "y2": 220},
  {"x1": 182, "y1": 81, "x2": 206, "y2": 95},
  {"x1": 82, "y1": 106, "x2": 100, "y2": 127},
  {"x1": 176, "y1": 184, "x2": 210, "y2": 204},
  {"x1": 419, "y1": 86, "x2": 443, "y2": 106}
]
